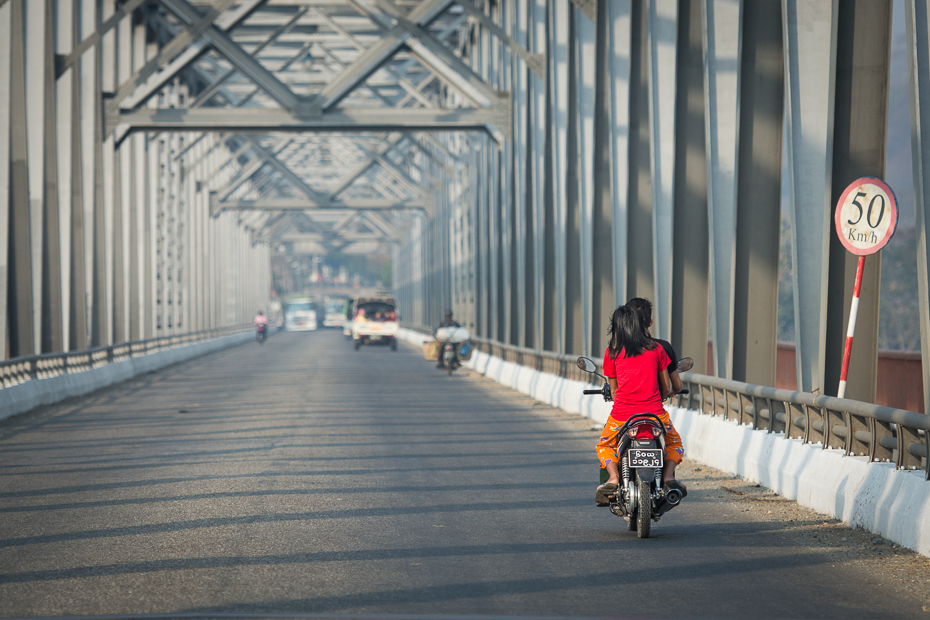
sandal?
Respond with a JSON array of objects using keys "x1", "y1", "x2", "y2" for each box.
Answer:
[
  {"x1": 664, "y1": 479, "x2": 688, "y2": 498},
  {"x1": 595, "y1": 482, "x2": 619, "y2": 504}
]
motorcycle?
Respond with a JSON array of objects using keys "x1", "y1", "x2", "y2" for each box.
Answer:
[
  {"x1": 435, "y1": 325, "x2": 471, "y2": 376},
  {"x1": 256, "y1": 323, "x2": 268, "y2": 344},
  {"x1": 577, "y1": 355, "x2": 693, "y2": 538}
]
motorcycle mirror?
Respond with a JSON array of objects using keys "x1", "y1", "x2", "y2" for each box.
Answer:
[
  {"x1": 576, "y1": 357, "x2": 598, "y2": 373},
  {"x1": 677, "y1": 357, "x2": 694, "y2": 373}
]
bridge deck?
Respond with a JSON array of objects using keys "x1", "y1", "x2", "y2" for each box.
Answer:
[{"x1": 0, "y1": 331, "x2": 928, "y2": 619}]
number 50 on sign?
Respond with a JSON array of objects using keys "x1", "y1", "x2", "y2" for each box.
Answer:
[{"x1": 835, "y1": 177, "x2": 898, "y2": 256}]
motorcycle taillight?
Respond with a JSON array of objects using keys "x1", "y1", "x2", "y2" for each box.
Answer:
[{"x1": 632, "y1": 425, "x2": 653, "y2": 440}]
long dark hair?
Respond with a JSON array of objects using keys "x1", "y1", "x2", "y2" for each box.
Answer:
[
  {"x1": 627, "y1": 297, "x2": 653, "y2": 337},
  {"x1": 608, "y1": 304, "x2": 656, "y2": 359}
]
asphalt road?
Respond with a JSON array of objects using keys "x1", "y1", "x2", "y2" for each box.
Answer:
[{"x1": 0, "y1": 330, "x2": 928, "y2": 619}]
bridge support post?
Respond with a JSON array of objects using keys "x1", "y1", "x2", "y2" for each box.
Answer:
[
  {"x1": 823, "y1": 0, "x2": 892, "y2": 404},
  {"x1": 905, "y1": 0, "x2": 930, "y2": 417},
  {"x1": 783, "y1": 0, "x2": 838, "y2": 394},
  {"x1": 673, "y1": 0, "x2": 710, "y2": 374},
  {"x1": 733, "y1": 0, "x2": 784, "y2": 386}
]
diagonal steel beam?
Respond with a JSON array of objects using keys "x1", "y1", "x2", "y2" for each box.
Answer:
[
  {"x1": 455, "y1": 0, "x2": 545, "y2": 78},
  {"x1": 56, "y1": 0, "x2": 148, "y2": 78},
  {"x1": 313, "y1": 9, "x2": 437, "y2": 109},
  {"x1": 348, "y1": 0, "x2": 497, "y2": 108},
  {"x1": 115, "y1": 0, "x2": 261, "y2": 108},
  {"x1": 155, "y1": 0, "x2": 300, "y2": 110},
  {"x1": 190, "y1": 7, "x2": 309, "y2": 108},
  {"x1": 313, "y1": 0, "x2": 455, "y2": 111}
]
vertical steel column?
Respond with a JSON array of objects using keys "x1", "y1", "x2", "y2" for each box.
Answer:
[
  {"x1": 115, "y1": 1, "x2": 133, "y2": 343},
  {"x1": 823, "y1": 0, "x2": 892, "y2": 403},
  {"x1": 627, "y1": 0, "x2": 656, "y2": 304},
  {"x1": 87, "y1": 0, "x2": 108, "y2": 346},
  {"x1": 502, "y1": 3, "x2": 517, "y2": 345},
  {"x1": 530, "y1": 0, "x2": 548, "y2": 350},
  {"x1": 550, "y1": 0, "x2": 571, "y2": 353},
  {"x1": 514, "y1": 0, "x2": 532, "y2": 348},
  {"x1": 145, "y1": 131, "x2": 157, "y2": 338},
  {"x1": 69, "y1": 2, "x2": 89, "y2": 351},
  {"x1": 0, "y1": 0, "x2": 11, "y2": 359},
  {"x1": 905, "y1": 0, "x2": 930, "y2": 417},
  {"x1": 733, "y1": 0, "x2": 784, "y2": 385},
  {"x1": 491, "y1": 141, "x2": 504, "y2": 341},
  {"x1": 591, "y1": 0, "x2": 614, "y2": 355},
  {"x1": 26, "y1": 0, "x2": 46, "y2": 353},
  {"x1": 8, "y1": 0, "x2": 35, "y2": 357},
  {"x1": 576, "y1": 6, "x2": 596, "y2": 356},
  {"x1": 39, "y1": 0, "x2": 63, "y2": 353},
  {"x1": 646, "y1": 0, "x2": 679, "y2": 341},
  {"x1": 607, "y1": 0, "x2": 632, "y2": 309},
  {"x1": 564, "y1": 6, "x2": 584, "y2": 355},
  {"x1": 672, "y1": 0, "x2": 709, "y2": 371},
  {"x1": 783, "y1": 0, "x2": 838, "y2": 393},
  {"x1": 99, "y1": 0, "x2": 120, "y2": 343},
  {"x1": 55, "y1": 0, "x2": 75, "y2": 351},
  {"x1": 703, "y1": 0, "x2": 742, "y2": 379},
  {"x1": 129, "y1": 26, "x2": 146, "y2": 341}
]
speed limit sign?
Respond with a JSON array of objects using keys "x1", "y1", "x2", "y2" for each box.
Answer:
[
  {"x1": 833, "y1": 176, "x2": 898, "y2": 400},
  {"x1": 834, "y1": 177, "x2": 898, "y2": 255}
]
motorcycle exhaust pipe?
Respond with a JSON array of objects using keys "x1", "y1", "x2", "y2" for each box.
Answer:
[{"x1": 665, "y1": 488, "x2": 683, "y2": 506}]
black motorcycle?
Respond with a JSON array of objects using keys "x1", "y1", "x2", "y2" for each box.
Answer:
[
  {"x1": 256, "y1": 323, "x2": 268, "y2": 344},
  {"x1": 577, "y1": 355, "x2": 693, "y2": 538}
]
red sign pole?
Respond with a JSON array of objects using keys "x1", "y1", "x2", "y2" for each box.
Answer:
[{"x1": 836, "y1": 256, "x2": 866, "y2": 399}]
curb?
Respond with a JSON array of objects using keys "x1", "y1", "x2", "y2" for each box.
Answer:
[{"x1": 0, "y1": 332, "x2": 254, "y2": 423}]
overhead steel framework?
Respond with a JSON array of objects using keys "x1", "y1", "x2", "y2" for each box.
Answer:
[{"x1": 2, "y1": 0, "x2": 930, "y2": 415}]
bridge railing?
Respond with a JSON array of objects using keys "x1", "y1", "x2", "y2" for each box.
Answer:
[
  {"x1": 405, "y1": 324, "x2": 929, "y2": 479},
  {"x1": 0, "y1": 326, "x2": 251, "y2": 390}
]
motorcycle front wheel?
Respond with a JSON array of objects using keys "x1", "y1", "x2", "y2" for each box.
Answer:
[{"x1": 636, "y1": 477, "x2": 652, "y2": 538}]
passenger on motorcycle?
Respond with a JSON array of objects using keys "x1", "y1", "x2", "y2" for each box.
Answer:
[
  {"x1": 627, "y1": 297, "x2": 684, "y2": 395},
  {"x1": 595, "y1": 304, "x2": 687, "y2": 505}
]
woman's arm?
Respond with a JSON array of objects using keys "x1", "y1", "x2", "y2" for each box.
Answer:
[
  {"x1": 609, "y1": 377, "x2": 619, "y2": 400},
  {"x1": 658, "y1": 369, "x2": 671, "y2": 400}
]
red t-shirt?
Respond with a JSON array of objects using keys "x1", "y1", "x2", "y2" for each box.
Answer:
[{"x1": 602, "y1": 345, "x2": 670, "y2": 422}]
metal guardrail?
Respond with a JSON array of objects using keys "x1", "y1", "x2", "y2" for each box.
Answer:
[
  {"x1": 0, "y1": 325, "x2": 251, "y2": 390},
  {"x1": 403, "y1": 324, "x2": 929, "y2": 480}
]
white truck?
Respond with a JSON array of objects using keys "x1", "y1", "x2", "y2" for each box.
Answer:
[{"x1": 351, "y1": 295, "x2": 399, "y2": 351}]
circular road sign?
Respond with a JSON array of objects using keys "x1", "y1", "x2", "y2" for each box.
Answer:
[{"x1": 834, "y1": 177, "x2": 898, "y2": 256}]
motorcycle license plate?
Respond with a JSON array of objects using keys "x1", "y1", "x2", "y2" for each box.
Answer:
[{"x1": 628, "y1": 449, "x2": 662, "y2": 468}]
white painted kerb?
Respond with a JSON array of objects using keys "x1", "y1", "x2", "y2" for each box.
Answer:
[
  {"x1": 397, "y1": 328, "x2": 930, "y2": 557},
  {"x1": 0, "y1": 332, "x2": 253, "y2": 422}
]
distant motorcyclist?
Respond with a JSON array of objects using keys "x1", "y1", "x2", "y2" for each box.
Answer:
[
  {"x1": 437, "y1": 310, "x2": 460, "y2": 368},
  {"x1": 254, "y1": 311, "x2": 269, "y2": 343},
  {"x1": 440, "y1": 310, "x2": 460, "y2": 328}
]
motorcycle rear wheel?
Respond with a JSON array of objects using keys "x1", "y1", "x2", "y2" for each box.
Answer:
[{"x1": 636, "y1": 477, "x2": 652, "y2": 538}]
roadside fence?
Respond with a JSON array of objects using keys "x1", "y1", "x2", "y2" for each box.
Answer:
[
  {"x1": 0, "y1": 326, "x2": 251, "y2": 391},
  {"x1": 405, "y1": 324, "x2": 929, "y2": 480}
]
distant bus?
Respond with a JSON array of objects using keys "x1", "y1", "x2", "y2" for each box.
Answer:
[{"x1": 283, "y1": 297, "x2": 318, "y2": 331}]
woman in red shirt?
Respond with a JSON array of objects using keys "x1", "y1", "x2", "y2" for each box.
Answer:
[{"x1": 595, "y1": 305, "x2": 686, "y2": 504}]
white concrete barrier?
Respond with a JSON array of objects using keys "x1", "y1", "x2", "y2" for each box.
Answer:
[
  {"x1": 0, "y1": 331, "x2": 254, "y2": 422},
  {"x1": 396, "y1": 328, "x2": 930, "y2": 557}
]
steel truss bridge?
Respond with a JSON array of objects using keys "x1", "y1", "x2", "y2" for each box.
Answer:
[{"x1": 1, "y1": 0, "x2": 930, "y2": 414}]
